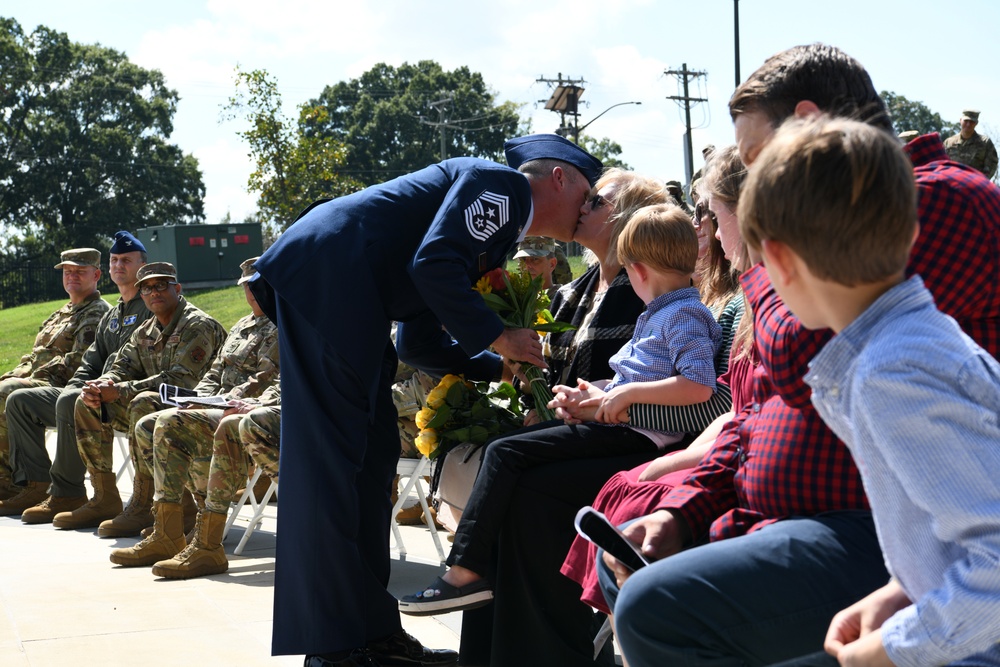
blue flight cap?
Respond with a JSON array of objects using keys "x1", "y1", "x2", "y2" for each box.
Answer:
[
  {"x1": 504, "y1": 134, "x2": 604, "y2": 187},
  {"x1": 110, "y1": 230, "x2": 146, "y2": 254}
]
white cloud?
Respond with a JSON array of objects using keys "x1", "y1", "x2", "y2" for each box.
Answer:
[{"x1": 192, "y1": 137, "x2": 257, "y2": 223}]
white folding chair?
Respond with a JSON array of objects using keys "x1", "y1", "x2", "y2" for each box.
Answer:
[
  {"x1": 45, "y1": 428, "x2": 133, "y2": 484},
  {"x1": 223, "y1": 467, "x2": 278, "y2": 555},
  {"x1": 112, "y1": 430, "x2": 134, "y2": 483},
  {"x1": 391, "y1": 456, "x2": 446, "y2": 564}
]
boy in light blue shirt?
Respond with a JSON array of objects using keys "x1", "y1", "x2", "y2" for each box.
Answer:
[{"x1": 741, "y1": 116, "x2": 1000, "y2": 667}]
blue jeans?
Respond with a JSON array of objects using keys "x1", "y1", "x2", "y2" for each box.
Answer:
[{"x1": 598, "y1": 511, "x2": 888, "y2": 667}]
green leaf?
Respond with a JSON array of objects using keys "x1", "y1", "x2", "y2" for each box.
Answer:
[
  {"x1": 488, "y1": 381, "x2": 519, "y2": 400},
  {"x1": 534, "y1": 322, "x2": 577, "y2": 333},
  {"x1": 481, "y1": 292, "x2": 514, "y2": 313},
  {"x1": 426, "y1": 404, "x2": 452, "y2": 429},
  {"x1": 445, "y1": 381, "x2": 470, "y2": 407}
]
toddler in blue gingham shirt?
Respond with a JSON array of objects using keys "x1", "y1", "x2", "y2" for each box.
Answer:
[{"x1": 551, "y1": 203, "x2": 722, "y2": 447}]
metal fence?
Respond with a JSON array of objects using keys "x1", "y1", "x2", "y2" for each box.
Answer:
[{"x1": 0, "y1": 257, "x2": 116, "y2": 309}]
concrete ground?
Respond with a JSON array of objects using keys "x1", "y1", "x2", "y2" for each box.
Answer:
[{"x1": 0, "y1": 468, "x2": 459, "y2": 666}]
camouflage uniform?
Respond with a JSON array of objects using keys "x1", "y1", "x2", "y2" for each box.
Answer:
[
  {"x1": 944, "y1": 131, "x2": 999, "y2": 179},
  {"x1": 390, "y1": 326, "x2": 439, "y2": 460},
  {"x1": 0, "y1": 290, "x2": 108, "y2": 486},
  {"x1": 6, "y1": 291, "x2": 150, "y2": 496},
  {"x1": 74, "y1": 295, "x2": 227, "y2": 474},
  {"x1": 553, "y1": 245, "x2": 573, "y2": 286},
  {"x1": 136, "y1": 311, "x2": 278, "y2": 486},
  {"x1": 202, "y1": 383, "x2": 281, "y2": 515}
]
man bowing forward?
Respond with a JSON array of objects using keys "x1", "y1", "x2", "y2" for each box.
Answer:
[{"x1": 251, "y1": 135, "x2": 602, "y2": 667}]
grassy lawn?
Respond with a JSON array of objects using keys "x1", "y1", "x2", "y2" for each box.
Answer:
[
  {"x1": 0, "y1": 257, "x2": 591, "y2": 376},
  {"x1": 0, "y1": 286, "x2": 246, "y2": 376}
]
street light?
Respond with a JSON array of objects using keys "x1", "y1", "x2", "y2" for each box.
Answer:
[{"x1": 560, "y1": 101, "x2": 642, "y2": 143}]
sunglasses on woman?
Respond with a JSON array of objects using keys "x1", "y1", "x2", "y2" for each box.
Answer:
[
  {"x1": 693, "y1": 203, "x2": 718, "y2": 230},
  {"x1": 589, "y1": 193, "x2": 609, "y2": 210}
]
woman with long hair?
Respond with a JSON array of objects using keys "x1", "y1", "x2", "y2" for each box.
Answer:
[{"x1": 561, "y1": 145, "x2": 758, "y2": 620}]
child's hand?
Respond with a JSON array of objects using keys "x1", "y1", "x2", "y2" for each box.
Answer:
[
  {"x1": 580, "y1": 385, "x2": 634, "y2": 424},
  {"x1": 550, "y1": 379, "x2": 602, "y2": 424},
  {"x1": 825, "y1": 581, "x2": 909, "y2": 665}
]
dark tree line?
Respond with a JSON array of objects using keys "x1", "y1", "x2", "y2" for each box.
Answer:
[{"x1": 0, "y1": 16, "x2": 204, "y2": 264}]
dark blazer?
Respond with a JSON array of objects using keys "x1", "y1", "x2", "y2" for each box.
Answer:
[{"x1": 254, "y1": 157, "x2": 533, "y2": 403}]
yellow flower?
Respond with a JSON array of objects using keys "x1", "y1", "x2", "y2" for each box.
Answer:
[
  {"x1": 439, "y1": 374, "x2": 463, "y2": 390},
  {"x1": 415, "y1": 407, "x2": 435, "y2": 430},
  {"x1": 474, "y1": 276, "x2": 492, "y2": 295},
  {"x1": 535, "y1": 312, "x2": 547, "y2": 326},
  {"x1": 426, "y1": 386, "x2": 448, "y2": 409},
  {"x1": 415, "y1": 430, "x2": 439, "y2": 457}
]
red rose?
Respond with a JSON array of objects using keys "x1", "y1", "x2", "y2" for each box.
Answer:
[{"x1": 485, "y1": 268, "x2": 509, "y2": 292}]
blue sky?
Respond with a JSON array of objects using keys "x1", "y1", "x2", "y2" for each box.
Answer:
[{"x1": 8, "y1": 0, "x2": 1000, "y2": 223}]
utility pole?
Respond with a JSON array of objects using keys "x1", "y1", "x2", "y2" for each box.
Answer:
[
  {"x1": 734, "y1": 0, "x2": 741, "y2": 87},
  {"x1": 665, "y1": 64, "x2": 708, "y2": 190},
  {"x1": 537, "y1": 73, "x2": 586, "y2": 140},
  {"x1": 422, "y1": 96, "x2": 461, "y2": 161}
]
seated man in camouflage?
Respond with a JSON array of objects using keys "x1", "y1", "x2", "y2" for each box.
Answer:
[
  {"x1": 54, "y1": 262, "x2": 227, "y2": 534},
  {"x1": 5, "y1": 232, "x2": 149, "y2": 521},
  {"x1": 148, "y1": 381, "x2": 281, "y2": 578},
  {"x1": 109, "y1": 257, "x2": 278, "y2": 567},
  {"x1": 513, "y1": 237, "x2": 561, "y2": 297},
  {"x1": 393, "y1": 363, "x2": 439, "y2": 525},
  {"x1": 0, "y1": 248, "x2": 110, "y2": 504}
]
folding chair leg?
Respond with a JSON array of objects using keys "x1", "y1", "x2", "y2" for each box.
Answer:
[
  {"x1": 114, "y1": 431, "x2": 135, "y2": 484},
  {"x1": 223, "y1": 467, "x2": 263, "y2": 540},
  {"x1": 234, "y1": 480, "x2": 277, "y2": 556}
]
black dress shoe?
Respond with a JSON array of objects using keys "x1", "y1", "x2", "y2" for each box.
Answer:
[
  {"x1": 366, "y1": 630, "x2": 459, "y2": 666},
  {"x1": 304, "y1": 650, "x2": 378, "y2": 667}
]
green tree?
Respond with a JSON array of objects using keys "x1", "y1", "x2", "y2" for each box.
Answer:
[
  {"x1": 881, "y1": 90, "x2": 959, "y2": 139},
  {"x1": 577, "y1": 134, "x2": 631, "y2": 170},
  {"x1": 302, "y1": 60, "x2": 524, "y2": 186},
  {"x1": 0, "y1": 17, "x2": 205, "y2": 257},
  {"x1": 222, "y1": 67, "x2": 362, "y2": 235}
]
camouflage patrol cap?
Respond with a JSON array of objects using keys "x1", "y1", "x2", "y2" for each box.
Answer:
[
  {"x1": 513, "y1": 237, "x2": 556, "y2": 259},
  {"x1": 54, "y1": 248, "x2": 101, "y2": 269},
  {"x1": 237, "y1": 256, "x2": 260, "y2": 285},
  {"x1": 665, "y1": 180, "x2": 688, "y2": 206},
  {"x1": 898, "y1": 130, "x2": 919, "y2": 142},
  {"x1": 134, "y1": 262, "x2": 177, "y2": 286},
  {"x1": 961, "y1": 109, "x2": 981, "y2": 122}
]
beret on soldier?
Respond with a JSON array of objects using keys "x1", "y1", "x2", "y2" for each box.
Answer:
[
  {"x1": 504, "y1": 133, "x2": 604, "y2": 187},
  {"x1": 110, "y1": 230, "x2": 147, "y2": 254}
]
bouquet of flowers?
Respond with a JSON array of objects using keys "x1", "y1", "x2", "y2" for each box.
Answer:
[
  {"x1": 414, "y1": 374, "x2": 524, "y2": 459},
  {"x1": 474, "y1": 267, "x2": 576, "y2": 422}
]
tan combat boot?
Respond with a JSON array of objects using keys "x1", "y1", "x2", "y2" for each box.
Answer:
[
  {"x1": 152, "y1": 509, "x2": 229, "y2": 579},
  {"x1": 98, "y1": 472, "x2": 154, "y2": 537},
  {"x1": 22, "y1": 494, "x2": 87, "y2": 524},
  {"x1": 0, "y1": 481, "x2": 50, "y2": 516},
  {"x1": 109, "y1": 500, "x2": 186, "y2": 567},
  {"x1": 140, "y1": 489, "x2": 203, "y2": 539},
  {"x1": 52, "y1": 471, "x2": 123, "y2": 529},
  {"x1": 182, "y1": 488, "x2": 202, "y2": 536}
]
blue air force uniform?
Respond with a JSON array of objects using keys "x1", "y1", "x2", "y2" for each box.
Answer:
[{"x1": 252, "y1": 137, "x2": 601, "y2": 657}]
